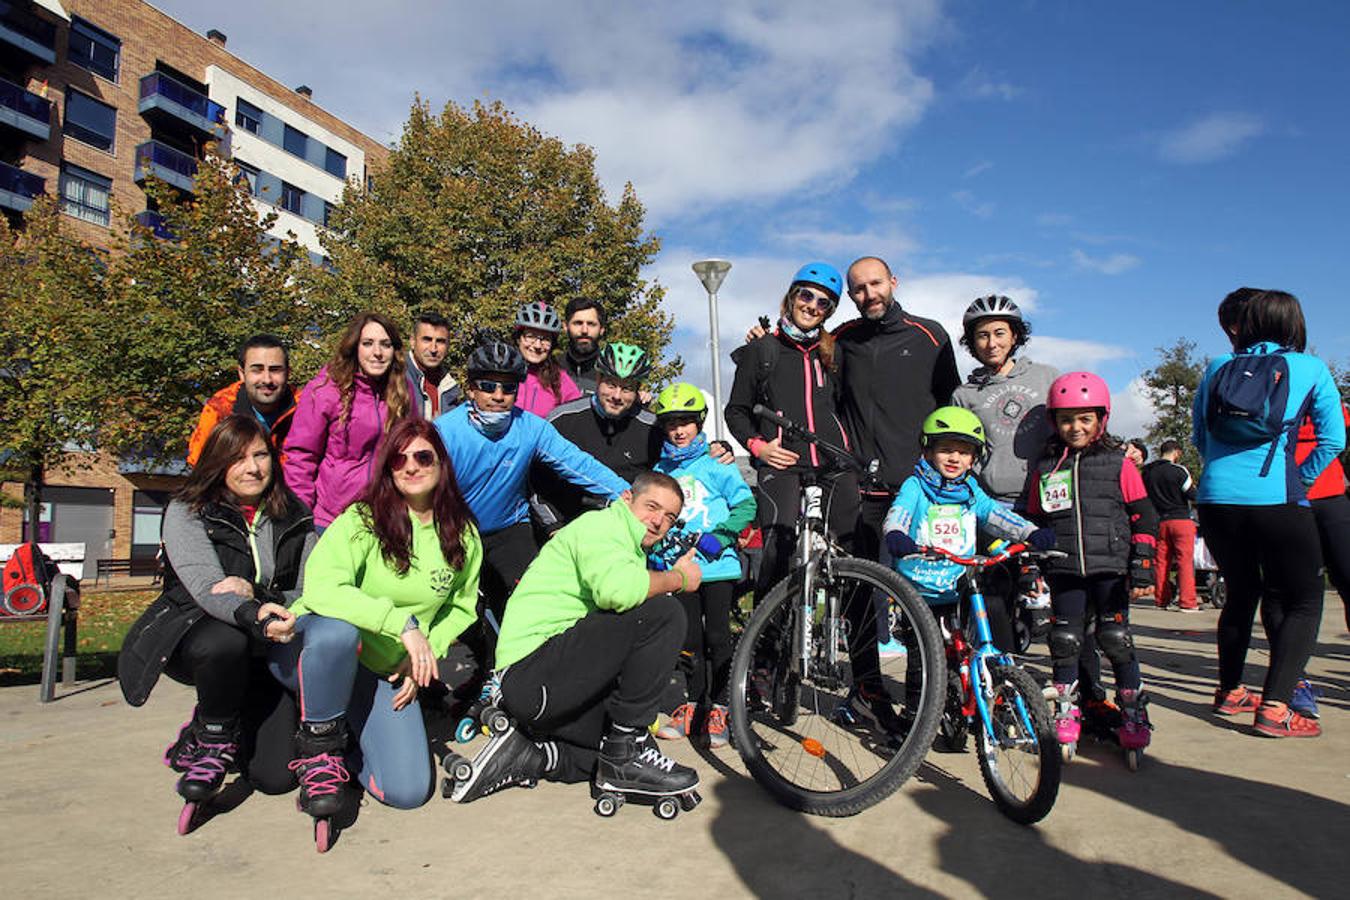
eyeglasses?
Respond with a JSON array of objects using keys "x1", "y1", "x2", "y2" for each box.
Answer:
[
  {"x1": 391, "y1": 449, "x2": 437, "y2": 471},
  {"x1": 472, "y1": 379, "x2": 520, "y2": 395},
  {"x1": 518, "y1": 332, "x2": 553, "y2": 347},
  {"x1": 793, "y1": 287, "x2": 835, "y2": 312}
]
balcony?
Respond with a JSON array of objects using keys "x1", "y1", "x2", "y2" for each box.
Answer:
[
  {"x1": 138, "y1": 73, "x2": 228, "y2": 143},
  {"x1": 0, "y1": 159, "x2": 43, "y2": 212},
  {"x1": 0, "y1": 77, "x2": 51, "y2": 140},
  {"x1": 133, "y1": 210, "x2": 178, "y2": 242},
  {"x1": 134, "y1": 140, "x2": 198, "y2": 194},
  {"x1": 0, "y1": 1, "x2": 57, "y2": 64}
]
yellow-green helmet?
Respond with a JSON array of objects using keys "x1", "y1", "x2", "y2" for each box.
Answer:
[
  {"x1": 921, "y1": 406, "x2": 986, "y2": 450},
  {"x1": 652, "y1": 383, "x2": 707, "y2": 423}
]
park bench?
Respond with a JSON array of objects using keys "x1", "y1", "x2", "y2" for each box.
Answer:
[
  {"x1": 95, "y1": 556, "x2": 163, "y2": 587},
  {"x1": 0, "y1": 542, "x2": 85, "y2": 702}
]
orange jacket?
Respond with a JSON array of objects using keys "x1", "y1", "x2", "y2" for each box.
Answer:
[
  {"x1": 186, "y1": 381, "x2": 300, "y2": 466},
  {"x1": 1296, "y1": 402, "x2": 1349, "y2": 500}
]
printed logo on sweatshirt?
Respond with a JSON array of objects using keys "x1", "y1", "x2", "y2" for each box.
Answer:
[{"x1": 430, "y1": 568, "x2": 455, "y2": 593}]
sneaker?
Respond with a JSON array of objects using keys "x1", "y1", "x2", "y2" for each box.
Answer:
[
  {"x1": 450, "y1": 724, "x2": 546, "y2": 803},
  {"x1": 1214, "y1": 685, "x2": 1262, "y2": 716},
  {"x1": 1254, "y1": 701, "x2": 1321, "y2": 738},
  {"x1": 1178, "y1": 604, "x2": 1202, "y2": 614},
  {"x1": 877, "y1": 637, "x2": 908, "y2": 658},
  {"x1": 705, "y1": 705, "x2": 729, "y2": 750},
  {"x1": 657, "y1": 702, "x2": 696, "y2": 741},
  {"x1": 1290, "y1": 679, "x2": 1321, "y2": 719}
]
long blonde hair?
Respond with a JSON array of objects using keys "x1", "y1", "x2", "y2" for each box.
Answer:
[{"x1": 326, "y1": 312, "x2": 410, "y2": 427}]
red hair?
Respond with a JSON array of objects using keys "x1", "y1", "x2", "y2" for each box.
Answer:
[{"x1": 358, "y1": 417, "x2": 476, "y2": 573}]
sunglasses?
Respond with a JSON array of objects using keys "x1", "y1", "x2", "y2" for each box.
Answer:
[
  {"x1": 391, "y1": 449, "x2": 437, "y2": 471},
  {"x1": 793, "y1": 287, "x2": 835, "y2": 312},
  {"x1": 472, "y1": 379, "x2": 520, "y2": 395}
]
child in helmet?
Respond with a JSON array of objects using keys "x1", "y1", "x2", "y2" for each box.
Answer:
[
  {"x1": 513, "y1": 301, "x2": 582, "y2": 417},
  {"x1": 650, "y1": 383, "x2": 757, "y2": 749},
  {"x1": 1022, "y1": 373, "x2": 1160, "y2": 759},
  {"x1": 883, "y1": 407, "x2": 1055, "y2": 660}
]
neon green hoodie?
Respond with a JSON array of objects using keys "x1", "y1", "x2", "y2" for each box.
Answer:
[
  {"x1": 495, "y1": 501, "x2": 650, "y2": 669},
  {"x1": 292, "y1": 504, "x2": 481, "y2": 674}
]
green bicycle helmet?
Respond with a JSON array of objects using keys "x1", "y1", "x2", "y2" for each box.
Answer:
[
  {"x1": 921, "y1": 406, "x2": 987, "y2": 450},
  {"x1": 596, "y1": 342, "x2": 651, "y2": 382},
  {"x1": 652, "y1": 383, "x2": 708, "y2": 423}
]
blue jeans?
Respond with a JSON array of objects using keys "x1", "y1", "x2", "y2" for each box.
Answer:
[{"x1": 269, "y1": 614, "x2": 433, "y2": 809}]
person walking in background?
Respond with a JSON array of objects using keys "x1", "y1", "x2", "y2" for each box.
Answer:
[{"x1": 1142, "y1": 439, "x2": 1200, "y2": 612}]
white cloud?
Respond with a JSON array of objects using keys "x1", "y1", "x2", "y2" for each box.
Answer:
[
  {"x1": 1157, "y1": 112, "x2": 1265, "y2": 164},
  {"x1": 1036, "y1": 212, "x2": 1074, "y2": 227},
  {"x1": 1031, "y1": 336, "x2": 1133, "y2": 374},
  {"x1": 952, "y1": 189, "x2": 995, "y2": 218},
  {"x1": 956, "y1": 69, "x2": 1022, "y2": 101},
  {"x1": 766, "y1": 225, "x2": 920, "y2": 258},
  {"x1": 1071, "y1": 248, "x2": 1141, "y2": 275},
  {"x1": 964, "y1": 160, "x2": 994, "y2": 179},
  {"x1": 1107, "y1": 377, "x2": 1155, "y2": 440}
]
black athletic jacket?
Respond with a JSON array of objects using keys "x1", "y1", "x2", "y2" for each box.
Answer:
[
  {"x1": 833, "y1": 303, "x2": 960, "y2": 489},
  {"x1": 1141, "y1": 459, "x2": 1196, "y2": 522}
]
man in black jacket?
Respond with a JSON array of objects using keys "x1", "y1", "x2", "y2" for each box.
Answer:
[{"x1": 1141, "y1": 439, "x2": 1200, "y2": 611}]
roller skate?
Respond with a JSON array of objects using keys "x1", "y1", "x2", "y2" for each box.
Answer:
[
  {"x1": 163, "y1": 710, "x2": 198, "y2": 772},
  {"x1": 1081, "y1": 694, "x2": 1124, "y2": 743},
  {"x1": 288, "y1": 719, "x2": 351, "y2": 853},
  {"x1": 591, "y1": 728, "x2": 701, "y2": 821},
  {"x1": 174, "y1": 718, "x2": 238, "y2": 836},
  {"x1": 833, "y1": 682, "x2": 911, "y2": 745},
  {"x1": 1115, "y1": 689, "x2": 1152, "y2": 771},
  {"x1": 455, "y1": 673, "x2": 505, "y2": 744},
  {"x1": 445, "y1": 719, "x2": 546, "y2": 803},
  {"x1": 1051, "y1": 682, "x2": 1081, "y2": 762}
]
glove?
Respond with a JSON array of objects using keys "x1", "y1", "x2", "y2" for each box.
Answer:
[
  {"x1": 696, "y1": 534, "x2": 724, "y2": 560},
  {"x1": 1028, "y1": 528, "x2": 1056, "y2": 552},
  {"x1": 1129, "y1": 555, "x2": 1153, "y2": 591},
  {"x1": 886, "y1": 530, "x2": 919, "y2": 559}
]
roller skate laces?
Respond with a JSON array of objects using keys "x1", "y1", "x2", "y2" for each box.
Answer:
[
  {"x1": 1213, "y1": 685, "x2": 1261, "y2": 716},
  {"x1": 163, "y1": 717, "x2": 199, "y2": 772},
  {"x1": 657, "y1": 703, "x2": 696, "y2": 741},
  {"x1": 176, "y1": 740, "x2": 237, "y2": 801},
  {"x1": 705, "y1": 705, "x2": 729, "y2": 749},
  {"x1": 1254, "y1": 701, "x2": 1321, "y2": 739},
  {"x1": 289, "y1": 752, "x2": 351, "y2": 812}
]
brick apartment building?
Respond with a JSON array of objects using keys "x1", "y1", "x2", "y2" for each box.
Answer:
[{"x1": 0, "y1": 0, "x2": 390, "y2": 576}]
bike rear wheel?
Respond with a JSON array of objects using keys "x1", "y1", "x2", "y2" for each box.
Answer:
[
  {"x1": 975, "y1": 662, "x2": 1061, "y2": 825},
  {"x1": 729, "y1": 557, "x2": 944, "y2": 816}
]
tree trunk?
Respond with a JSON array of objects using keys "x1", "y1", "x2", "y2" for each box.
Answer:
[{"x1": 24, "y1": 460, "x2": 43, "y2": 544}]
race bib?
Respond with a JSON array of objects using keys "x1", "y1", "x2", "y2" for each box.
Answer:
[
  {"x1": 1039, "y1": 470, "x2": 1074, "y2": 514},
  {"x1": 925, "y1": 504, "x2": 969, "y2": 554}
]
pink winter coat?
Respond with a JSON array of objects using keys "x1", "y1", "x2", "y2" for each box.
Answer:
[
  {"x1": 282, "y1": 367, "x2": 389, "y2": 527},
  {"x1": 515, "y1": 366, "x2": 581, "y2": 418}
]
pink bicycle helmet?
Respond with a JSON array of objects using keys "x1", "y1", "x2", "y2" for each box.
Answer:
[{"x1": 1047, "y1": 371, "x2": 1111, "y2": 435}]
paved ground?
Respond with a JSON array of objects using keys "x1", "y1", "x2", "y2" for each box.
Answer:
[{"x1": 3, "y1": 600, "x2": 1346, "y2": 899}]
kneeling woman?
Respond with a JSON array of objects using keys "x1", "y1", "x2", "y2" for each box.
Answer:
[
  {"x1": 271, "y1": 417, "x2": 481, "y2": 815},
  {"x1": 118, "y1": 415, "x2": 314, "y2": 805}
]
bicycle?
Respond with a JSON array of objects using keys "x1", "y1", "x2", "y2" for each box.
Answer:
[
  {"x1": 912, "y1": 542, "x2": 1062, "y2": 824},
  {"x1": 728, "y1": 406, "x2": 946, "y2": 817}
]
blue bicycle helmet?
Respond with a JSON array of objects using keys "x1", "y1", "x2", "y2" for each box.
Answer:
[{"x1": 790, "y1": 262, "x2": 843, "y2": 304}]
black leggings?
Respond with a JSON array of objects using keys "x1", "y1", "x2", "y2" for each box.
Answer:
[
  {"x1": 1312, "y1": 494, "x2": 1350, "y2": 632},
  {"x1": 500, "y1": 595, "x2": 685, "y2": 783},
  {"x1": 1199, "y1": 503, "x2": 1325, "y2": 704},
  {"x1": 675, "y1": 581, "x2": 735, "y2": 706},
  {"x1": 1047, "y1": 574, "x2": 1141, "y2": 693},
  {"x1": 163, "y1": 616, "x2": 297, "y2": 794},
  {"x1": 463, "y1": 522, "x2": 540, "y2": 668}
]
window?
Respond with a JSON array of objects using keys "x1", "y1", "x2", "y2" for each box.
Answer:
[
  {"x1": 280, "y1": 181, "x2": 304, "y2": 214},
  {"x1": 234, "y1": 160, "x2": 259, "y2": 196},
  {"x1": 322, "y1": 201, "x2": 336, "y2": 227},
  {"x1": 324, "y1": 147, "x2": 347, "y2": 179},
  {"x1": 59, "y1": 164, "x2": 112, "y2": 227},
  {"x1": 68, "y1": 17, "x2": 120, "y2": 81},
  {"x1": 282, "y1": 124, "x2": 308, "y2": 158},
  {"x1": 235, "y1": 98, "x2": 262, "y2": 134},
  {"x1": 63, "y1": 90, "x2": 116, "y2": 152}
]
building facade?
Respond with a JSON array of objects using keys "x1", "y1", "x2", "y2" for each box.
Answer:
[{"x1": 0, "y1": 0, "x2": 389, "y2": 576}]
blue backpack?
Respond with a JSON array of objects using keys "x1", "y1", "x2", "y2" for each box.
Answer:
[{"x1": 1205, "y1": 350, "x2": 1297, "y2": 476}]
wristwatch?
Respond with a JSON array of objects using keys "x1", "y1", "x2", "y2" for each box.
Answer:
[{"x1": 402, "y1": 615, "x2": 420, "y2": 634}]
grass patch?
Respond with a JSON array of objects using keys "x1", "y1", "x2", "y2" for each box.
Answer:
[{"x1": 0, "y1": 590, "x2": 156, "y2": 686}]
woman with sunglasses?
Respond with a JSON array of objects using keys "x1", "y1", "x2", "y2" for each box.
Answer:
[
  {"x1": 284, "y1": 312, "x2": 411, "y2": 532},
  {"x1": 514, "y1": 301, "x2": 582, "y2": 418},
  {"x1": 270, "y1": 417, "x2": 481, "y2": 823}
]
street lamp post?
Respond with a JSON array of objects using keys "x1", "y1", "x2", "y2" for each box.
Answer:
[{"x1": 692, "y1": 259, "x2": 732, "y2": 441}]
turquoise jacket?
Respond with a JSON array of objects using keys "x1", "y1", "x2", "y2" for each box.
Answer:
[{"x1": 652, "y1": 436, "x2": 756, "y2": 583}]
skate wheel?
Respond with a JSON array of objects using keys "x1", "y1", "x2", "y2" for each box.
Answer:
[
  {"x1": 679, "y1": 790, "x2": 702, "y2": 812},
  {"x1": 314, "y1": 818, "x2": 332, "y2": 854},
  {"x1": 1126, "y1": 749, "x2": 1141, "y2": 772},
  {"x1": 655, "y1": 797, "x2": 680, "y2": 821},
  {"x1": 484, "y1": 708, "x2": 512, "y2": 736},
  {"x1": 1061, "y1": 744, "x2": 1075, "y2": 763},
  {"x1": 452, "y1": 759, "x2": 474, "y2": 782},
  {"x1": 440, "y1": 776, "x2": 455, "y2": 799},
  {"x1": 177, "y1": 802, "x2": 197, "y2": 836},
  {"x1": 454, "y1": 718, "x2": 478, "y2": 743},
  {"x1": 443, "y1": 752, "x2": 467, "y2": 775},
  {"x1": 594, "y1": 793, "x2": 621, "y2": 817}
]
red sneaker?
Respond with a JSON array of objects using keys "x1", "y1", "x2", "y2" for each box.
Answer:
[
  {"x1": 1254, "y1": 702, "x2": 1321, "y2": 738},
  {"x1": 1213, "y1": 686, "x2": 1261, "y2": 716}
]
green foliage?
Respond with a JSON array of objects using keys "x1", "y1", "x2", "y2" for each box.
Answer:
[
  {"x1": 1141, "y1": 338, "x2": 1206, "y2": 475},
  {"x1": 319, "y1": 99, "x2": 678, "y2": 380}
]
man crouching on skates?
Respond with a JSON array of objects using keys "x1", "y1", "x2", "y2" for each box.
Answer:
[{"x1": 448, "y1": 471, "x2": 703, "y2": 816}]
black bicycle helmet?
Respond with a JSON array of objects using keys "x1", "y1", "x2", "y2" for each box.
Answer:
[{"x1": 467, "y1": 341, "x2": 526, "y2": 380}]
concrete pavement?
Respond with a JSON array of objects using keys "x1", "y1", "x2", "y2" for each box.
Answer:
[{"x1": 2, "y1": 601, "x2": 1346, "y2": 899}]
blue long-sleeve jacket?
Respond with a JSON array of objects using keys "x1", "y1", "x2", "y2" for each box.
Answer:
[
  {"x1": 434, "y1": 405, "x2": 628, "y2": 534},
  {"x1": 884, "y1": 459, "x2": 1038, "y2": 604},
  {"x1": 1193, "y1": 342, "x2": 1345, "y2": 506}
]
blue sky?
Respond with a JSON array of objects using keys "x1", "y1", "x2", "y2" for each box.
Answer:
[{"x1": 154, "y1": 0, "x2": 1350, "y2": 437}]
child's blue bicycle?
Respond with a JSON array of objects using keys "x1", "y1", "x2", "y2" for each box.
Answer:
[{"x1": 909, "y1": 542, "x2": 1063, "y2": 824}]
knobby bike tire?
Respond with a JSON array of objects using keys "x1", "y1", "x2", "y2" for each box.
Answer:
[
  {"x1": 729, "y1": 557, "x2": 945, "y2": 816},
  {"x1": 975, "y1": 662, "x2": 1061, "y2": 825}
]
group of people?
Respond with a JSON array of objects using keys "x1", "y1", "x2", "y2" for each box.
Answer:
[{"x1": 118, "y1": 255, "x2": 1345, "y2": 837}]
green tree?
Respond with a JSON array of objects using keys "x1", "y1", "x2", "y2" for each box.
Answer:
[
  {"x1": 319, "y1": 99, "x2": 679, "y2": 380},
  {"x1": 1141, "y1": 338, "x2": 1206, "y2": 475}
]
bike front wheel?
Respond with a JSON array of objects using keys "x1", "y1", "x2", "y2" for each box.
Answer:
[
  {"x1": 729, "y1": 556, "x2": 945, "y2": 816},
  {"x1": 975, "y1": 662, "x2": 1061, "y2": 825}
]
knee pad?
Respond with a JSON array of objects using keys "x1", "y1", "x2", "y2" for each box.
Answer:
[
  {"x1": 1096, "y1": 620, "x2": 1135, "y2": 666},
  {"x1": 1047, "y1": 624, "x2": 1082, "y2": 664}
]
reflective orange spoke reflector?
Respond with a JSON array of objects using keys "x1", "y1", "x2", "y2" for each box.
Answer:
[{"x1": 802, "y1": 738, "x2": 826, "y2": 758}]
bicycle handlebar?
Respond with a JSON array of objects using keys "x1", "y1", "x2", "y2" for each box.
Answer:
[
  {"x1": 751, "y1": 404, "x2": 878, "y2": 480},
  {"x1": 907, "y1": 544, "x2": 1068, "y2": 569}
]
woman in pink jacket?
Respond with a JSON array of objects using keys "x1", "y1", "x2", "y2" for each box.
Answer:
[
  {"x1": 284, "y1": 312, "x2": 411, "y2": 529},
  {"x1": 513, "y1": 301, "x2": 581, "y2": 418}
]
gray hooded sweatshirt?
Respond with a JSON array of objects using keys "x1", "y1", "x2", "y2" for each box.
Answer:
[{"x1": 951, "y1": 358, "x2": 1060, "y2": 504}]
